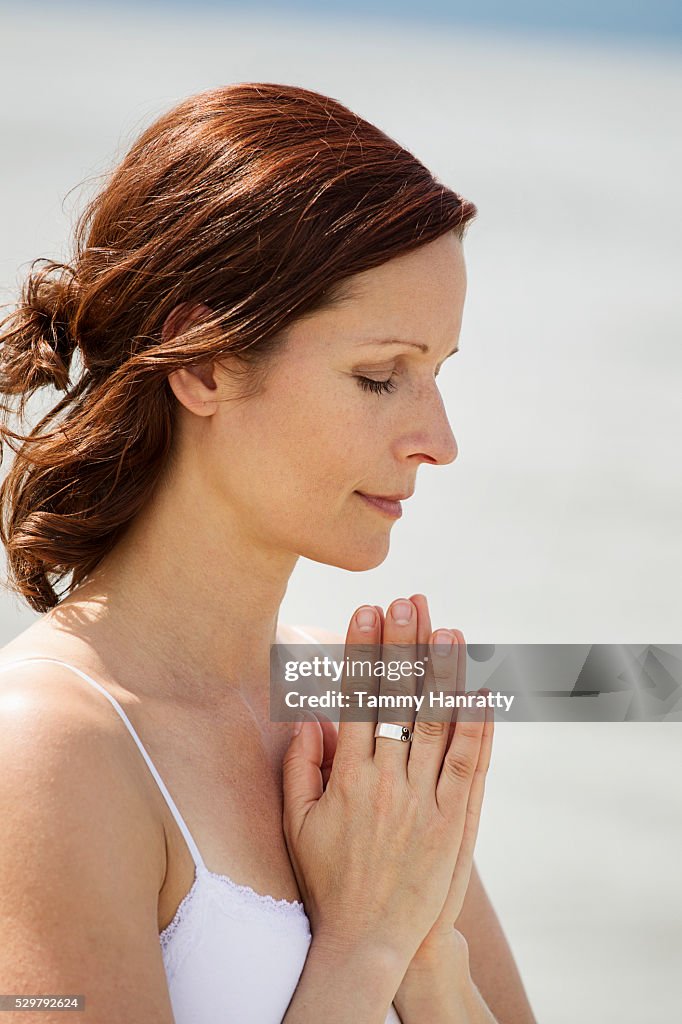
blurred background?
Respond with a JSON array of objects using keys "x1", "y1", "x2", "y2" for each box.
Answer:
[{"x1": 1, "y1": 1, "x2": 681, "y2": 1020}]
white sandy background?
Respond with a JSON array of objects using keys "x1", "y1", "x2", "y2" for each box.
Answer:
[{"x1": 1, "y1": 4, "x2": 681, "y2": 1020}]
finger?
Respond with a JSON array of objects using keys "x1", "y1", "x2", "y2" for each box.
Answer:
[
  {"x1": 442, "y1": 630, "x2": 468, "y2": 763},
  {"x1": 408, "y1": 593, "x2": 433, "y2": 649},
  {"x1": 373, "y1": 598, "x2": 419, "y2": 769},
  {"x1": 475, "y1": 688, "x2": 495, "y2": 776},
  {"x1": 409, "y1": 594, "x2": 435, "y2": 674},
  {"x1": 333, "y1": 604, "x2": 382, "y2": 770},
  {"x1": 458, "y1": 691, "x2": 494, "y2": 858},
  {"x1": 436, "y1": 687, "x2": 486, "y2": 820},
  {"x1": 281, "y1": 712, "x2": 325, "y2": 838},
  {"x1": 407, "y1": 629, "x2": 460, "y2": 790},
  {"x1": 445, "y1": 692, "x2": 495, "y2": 912}
]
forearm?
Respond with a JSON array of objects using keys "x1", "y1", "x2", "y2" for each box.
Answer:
[
  {"x1": 282, "y1": 932, "x2": 409, "y2": 1024},
  {"x1": 454, "y1": 866, "x2": 537, "y2": 1023},
  {"x1": 393, "y1": 931, "x2": 498, "y2": 1024}
]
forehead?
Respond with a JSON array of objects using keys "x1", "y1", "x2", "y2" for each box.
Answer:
[
  {"x1": 327, "y1": 233, "x2": 465, "y2": 308},
  {"x1": 319, "y1": 234, "x2": 466, "y2": 335}
]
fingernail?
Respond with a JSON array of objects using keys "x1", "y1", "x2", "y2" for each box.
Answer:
[
  {"x1": 391, "y1": 600, "x2": 413, "y2": 625},
  {"x1": 355, "y1": 606, "x2": 377, "y2": 632},
  {"x1": 433, "y1": 629, "x2": 454, "y2": 656},
  {"x1": 292, "y1": 720, "x2": 303, "y2": 736}
]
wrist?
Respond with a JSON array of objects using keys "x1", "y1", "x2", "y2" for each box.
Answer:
[
  {"x1": 407, "y1": 927, "x2": 471, "y2": 978},
  {"x1": 393, "y1": 930, "x2": 474, "y2": 1023},
  {"x1": 284, "y1": 931, "x2": 411, "y2": 1024},
  {"x1": 311, "y1": 926, "x2": 413, "y2": 980}
]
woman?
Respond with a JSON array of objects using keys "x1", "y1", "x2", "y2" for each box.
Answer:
[{"x1": 0, "y1": 84, "x2": 535, "y2": 1022}]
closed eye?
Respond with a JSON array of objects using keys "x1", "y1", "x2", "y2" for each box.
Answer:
[{"x1": 356, "y1": 375, "x2": 398, "y2": 395}]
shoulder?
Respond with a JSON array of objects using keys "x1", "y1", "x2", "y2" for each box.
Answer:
[
  {"x1": 0, "y1": 656, "x2": 122, "y2": 747},
  {"x1": 0, "y1": 655, "x2": 141, "y2": 765},
  {"x1": 0, "y1": 657, "x2": 166, "y2": 888},
  {"x1": 0, "y1": 659, "x2": 172, "y2": 1012}
]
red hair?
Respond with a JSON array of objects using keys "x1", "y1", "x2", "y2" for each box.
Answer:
[{"x1": 0, "y1": 82, "x2": 477, "y2": 613}]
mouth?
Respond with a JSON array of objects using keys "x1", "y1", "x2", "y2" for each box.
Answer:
[{"x1": 355, "y1": 491, "x2": 410, "y2": 519}]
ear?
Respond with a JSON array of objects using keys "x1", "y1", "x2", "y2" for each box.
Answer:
[
  {"x1": 164, "y1": 302, "x2": 220, "y2": 417},
  {"x1": 161, "y1": 301, "x2": 215, "y2": 346}
]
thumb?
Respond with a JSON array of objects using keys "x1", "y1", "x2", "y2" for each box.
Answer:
[{"x1": 281, "y1": 712, "x2": 324, "y2": 834}]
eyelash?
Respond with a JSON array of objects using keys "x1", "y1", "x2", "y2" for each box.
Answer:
[
  {"x1": 356, "y1": 375, "x2": 398, "y2": 395},
  {"x1": 355, "y1": 363, "x2": 445, "y2": 395}
]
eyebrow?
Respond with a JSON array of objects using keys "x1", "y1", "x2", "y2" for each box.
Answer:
[{"x1": 358, "y1": 339, "x2": 460, "y2": 358}]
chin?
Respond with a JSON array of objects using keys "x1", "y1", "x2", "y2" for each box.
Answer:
[{"x1": 303, "y1": 536, "x2": 391, "y2": 572}]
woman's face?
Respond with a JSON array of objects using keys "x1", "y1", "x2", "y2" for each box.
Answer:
[{"x1": 177, "y1": 231, "x2": 466, "y2": 571}]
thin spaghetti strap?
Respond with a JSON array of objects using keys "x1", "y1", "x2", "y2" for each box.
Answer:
[{"x1": 0, "y1": 657, "x2": 206, "y2": 872}]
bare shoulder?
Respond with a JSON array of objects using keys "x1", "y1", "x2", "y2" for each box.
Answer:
[
  {"x1": 0, "y1": 656, "x2": 129, "y2": 753},
  {"x1": 0, "y1": 660, "x2": 173, "y2": 1021},
  {"x1": 0, "y1": 656, "x2": 166, "y2": 881}
]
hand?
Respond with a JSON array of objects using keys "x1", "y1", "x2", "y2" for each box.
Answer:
[
  {"x1": 400, "y1": 595, "x2": 494, "y2": 963},
  {"x1": 307, "y1": 595, "x2": 495, "y2": 963},
  {"x1": 280, "y1": 596, "x2": 491, "y2": 969}
]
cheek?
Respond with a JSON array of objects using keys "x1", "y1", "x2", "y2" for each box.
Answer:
[
  {"x1": 218, "y1": 369, "x2": 390, "y2": 519},
  {"x1": 261, "y1": 377, "x2": 360, "y2": 466},
  {"x1": 286, "y1": 389, "x2": 386, "y2": 488},
  {"x1": 223, "y1": 386, "x2": 350, "y2": 505}
]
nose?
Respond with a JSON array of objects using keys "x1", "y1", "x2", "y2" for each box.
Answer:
[{"x1": 399, "y1": 384, "x2": 458, "y2": 467}]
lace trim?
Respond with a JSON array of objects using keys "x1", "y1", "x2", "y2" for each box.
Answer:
[
  {"x1": 159, "y1": 869, "x2": 201, "y2": 952},
  {"x1": 203, "y1": 865, "x2": 310, "y2": 922},
  {"x1": 159, "y1": 866, "x2": 205, "y2": 982},
  {"x1": 159, "y1": 862, "x2": 311, "y2": 977}
]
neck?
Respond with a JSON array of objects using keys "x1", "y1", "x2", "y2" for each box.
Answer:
[{"x1": 46, "y1": 469, "x2": 300, "y2": 706}]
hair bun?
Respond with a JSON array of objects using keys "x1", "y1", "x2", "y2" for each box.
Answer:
[
  {"x1": 29, "y1": 270, "x2": 78, "y2": 357},
  {"x1": 4, "y1": 259, "x2": 80, "y2": 394}
]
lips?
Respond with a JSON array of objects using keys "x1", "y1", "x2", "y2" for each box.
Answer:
[
  {"x1": 356, "y1": 491, "x2": 411, "y2": 518},
  {"x1": 363, "y1": 492, "x2": 412, "y2": 501}
]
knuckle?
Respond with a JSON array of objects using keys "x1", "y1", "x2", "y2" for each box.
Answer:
[
  {"x1": 455, "y1": 718, "x2": 484, "y2": 740},
  {"x1": 343, "y1": 688, "x2": 370, "y2": 713},
  {"x1": 381, "y1": 677, "x2": 416, "y2": 700},
  {"x1": 442, "y1": 751, "x2": 476, "y2": 783},
  {"x1": 413, "y1": 717, "x2": 448, "y2": 742},
  {"x1": 343, "y1": 644, "x2": 379, "y2": 690},
  {"x1": 345, "y1": 641, "x2": 377, "y2": 663}
]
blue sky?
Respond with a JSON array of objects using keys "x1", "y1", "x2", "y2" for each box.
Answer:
[{"x1": 133, "y1": 0, "x2": 682, "y2": 44}]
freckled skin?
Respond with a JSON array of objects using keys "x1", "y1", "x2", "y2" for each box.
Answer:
[{"x1": 175, "y1": 232, "x2": 466, "y2": 574}]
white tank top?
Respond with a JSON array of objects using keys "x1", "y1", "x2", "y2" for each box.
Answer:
[{"x1": 0, "y1": 629, "x2": 402, "y2": 1024}]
